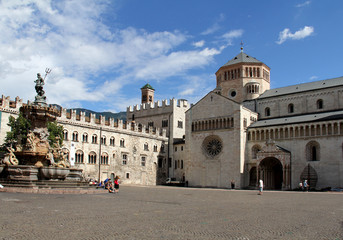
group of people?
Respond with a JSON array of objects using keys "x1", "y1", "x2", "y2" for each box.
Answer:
[
  {"x1": 299, "y1": 179, "x2": 309, "y2": 192},
  {"x1": 106, "y1": 176, "x2": 120, "y2": 194}
]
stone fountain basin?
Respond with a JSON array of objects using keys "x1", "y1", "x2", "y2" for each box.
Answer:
[{"x1": 40, "y1": 166, "x2": 70, "y2": 180}]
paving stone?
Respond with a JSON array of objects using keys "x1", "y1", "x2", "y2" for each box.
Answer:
[{"x1": 0, "y1": 186, "x2": 342, "y2": 239}]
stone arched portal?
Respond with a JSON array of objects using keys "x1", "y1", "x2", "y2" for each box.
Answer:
[{"x1": 258, "y1": 157, "x2": 283, "y2": 190}]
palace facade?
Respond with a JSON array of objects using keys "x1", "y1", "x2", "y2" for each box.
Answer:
[{"x1": 1, "y1": 48, "x2": 342, "y2": 189}]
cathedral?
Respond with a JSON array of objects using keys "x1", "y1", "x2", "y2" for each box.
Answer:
[{"x1": 1, "y1": 48, "x2": 342, "y2": 190}]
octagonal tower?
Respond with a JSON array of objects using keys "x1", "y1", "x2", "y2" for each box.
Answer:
[{"x1": 215, "y1": 47, "x2": 270, "y2": 103}]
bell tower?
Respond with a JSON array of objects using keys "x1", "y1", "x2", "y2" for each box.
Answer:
[
  {"x1": 215, "y1": 45, "x2": 270, "y2": 103},
  {"x1": 141, "y1": 83, "x2": 155, "y2": 104}
]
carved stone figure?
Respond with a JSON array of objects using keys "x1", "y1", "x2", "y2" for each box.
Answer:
[
  {"x1": 26, "y1": 130, "x2": 36, "y2": 151},
  {"x1": 4, "y1": 147, "x2": 19, "y2": 165}
]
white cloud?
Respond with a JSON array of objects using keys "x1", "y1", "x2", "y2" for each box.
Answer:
[
  {"x1": 193, "y1": 40, "x2": 205, "y2": 48},
  {"x1": 201, "y1": 13, "x2": 225, "y2": 35},
  {"x1": 276, "y1": 26, "x2": 314, "y2": 44},
  {"x1": 296, "y1": 1, "x2": 311, "y2": 8},
  {"x1": 0, "y1": 0, "x2": 222, "y2": 111},
  {"x1": 309, "y1": 76, "x2": 318, "y2": 80}
]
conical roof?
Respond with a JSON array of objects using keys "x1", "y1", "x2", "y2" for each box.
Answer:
[{"x1": 222, "y1": 52, "x2": 263, "y2": 67}]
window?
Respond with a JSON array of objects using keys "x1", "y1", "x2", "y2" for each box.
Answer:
[
  {"x1": 120, "y1": 139, "x2": 125, "y2": 147},
  {"x1": 82, "y1": 133, "x2": 88, "y2": 143},
  {"x1": 175, "y1": 160, "x2": 177, "y2": 169},
  {"x1": 153, "y1": 144, "x2": 158, "y2": 152},
  {"x1": 306, "y1": 141, "x2": 320, "y2": 161},
  {"x1": 178, "y1": 121, "x2": 183, "y2": 129},
  {"x1": 243, "y1": 118, "x2": 247, "y2": 128},
  {"x1": 181, "y1": 160, "x2": 184, "y2": 169},
  {"x1": 141, "y1": 156, "x2": 146, "y2": 166},
  {"x1": 126, "y1": 173, "x2": 130, "y2": 179},
  {"x1": 101, "y1": 136, "x2": 106, "y2": 145},
  {"x1": 288, "y1": 104, "x2": 294, "y2": 113},
  {"x1": 265, "y1": 107, "x2": 270, "y2": 117},
  {"x1": 110, "y1": 137, "x2": 115, "y2": 146},
  {"x1": 161, "y1": 144, "x2": 165, "y2": 153},
  {"x1": 63, "y1": 130, "x2": 68, "y2": 141},
  {"x1": 142, "y1": 95, "x2": 147, "y2": 102},
  {"x1": 88, "y1": 152, "x2": 96, "y2": 164},
  {"x1": 252, "y1": 145, "x2": 261, "y2": 159},
  {"x1": 181, "y1": 146, "x2": 183, "y2": 151},
  {"x1": 162, "y1": 120, "x2": 168, "y2": 128},
  {"x1": 101, "y1": 153, "x2": 109, "y2": 165},
  {"x1": 144, "y1": 143, "x2": 149, "y2": 151},
  {"x1": 317, "y1": 99, "x2": 323, "y2": 109},
  {"x1": 122, "y1": 154, "x2": 127, "y2": 165},
  {"x1": 148, "y1": 121, "x2": 154, "y2": 127},
  {"x1": 158, "y1": 157, "x2": 163, "y2": 168},
  {"x1": 75, "y1": 150, "x2": 84, "y2": 163},
  {"x1": 72, "y1": 132, "x2": 78, "y2": 142},
  {"x1": 149, "y1": 96, "x2": 152, "y2": 102},
  {"x1": 92, "y1": 134, "x2": 97, "y2": 144},
  {"x1": 175, "y1": 147, "x2": 177, "y2": 152}
]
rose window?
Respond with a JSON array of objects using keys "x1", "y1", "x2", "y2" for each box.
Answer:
[{"x1": 203, "y1": 136, "x2": 223, "y2": 157}]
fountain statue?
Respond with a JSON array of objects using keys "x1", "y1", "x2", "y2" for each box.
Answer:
[{"x1": 0, "y1": 71, "x2": 82, "y2": 182}]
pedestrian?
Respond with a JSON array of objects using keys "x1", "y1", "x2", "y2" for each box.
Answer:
[
  {"x1": 231, "y1": 179, "x2": 235, "y2": 189},
  {"x1": 258, "y1": 179, "x2": 263, "y2": 195},
  {"x1": 304, "y1": 180, "x2": 309, "y2": 192},
  {"x1": 299, "y1": 181, "x2": 303, "y2": 191},
  {"x1": 107, "y1": 181, "x2": 114, "y2": 193},
  {"x1": 114, "y1": 176, "x2": 120, "y2": 193}
]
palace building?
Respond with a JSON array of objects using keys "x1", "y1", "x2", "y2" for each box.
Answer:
[{"x1": 1, "y1": 48, "x2": 342, "y2": 189}]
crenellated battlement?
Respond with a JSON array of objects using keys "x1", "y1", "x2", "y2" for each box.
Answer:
[
  {"x1": 127, "y1": 98, "x2": 189, "y2": 113},
  {"x1": 0, "y1": 95, "x2": 24, "y2": 111},
  {"x1": 58, "y1": 107, "x2": 167, "y2": 138},
  {"x1": 0, "y1": 95, "x2": 167, "y2": 140}
]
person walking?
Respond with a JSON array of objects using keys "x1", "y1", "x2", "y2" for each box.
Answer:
[
  {"x1": 258, "y1": 179, "x2": 264, "y2": 195},
  {"x1": 114, "y1": 176, "x2": 120, "y2": 193}
]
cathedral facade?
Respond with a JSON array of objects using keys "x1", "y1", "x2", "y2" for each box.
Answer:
[{"x1": 1, "y1": 49, "x2": 342, "y2": 190}]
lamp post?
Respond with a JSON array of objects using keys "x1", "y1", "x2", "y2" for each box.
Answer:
[{"x1": 98, "y1": 127, "x2": 102, "y2": 182}]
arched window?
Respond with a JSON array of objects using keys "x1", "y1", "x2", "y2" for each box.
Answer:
[
  {"x1": 92, "y1": 134, "x2": 97, "y2": 144},
  {"x1": 161, "y1": 144, "x2": 165, "y2": 153},
  {"x1": 63, "y1": 130, "x2": 68, "y2": 141},
  {"x1": 101, "y1": 153, "x2": 109, "y2": 165},
  {"x1": 144, "y1": 143, "x2": 149, "y2": 151},
  {"x1": 153, "y1": 144, "x2": 158, "y2": 152},
  {"x1": 306, "y1": 141, "x2": 320, "y2": 161},
  {"x1": 72, "y1": 131, "x2": 78, "y2": 142},
  {"x1": 101, "y1": 135, "x2": 106, "y2": 145},
  {"x1": 288, "y1": 104, "x2": 294, "y2": 113},
  {"x1": 88, "y1": 151, "x2": 97, "y2": 164},
  {"x1": 317, "y1": 99, "x2": 323, "y2": 109},
  {"x1": 82, "y1": 133, "x2": 88, "y2": 142},
  {"x1": 120, "y1": 139, "x2": 125, "y2": 147},
  {"x1": 265, "y1": 107, "x2": 271, "y2": 117},
  {"x1": 110, "y1": 137, "x2": 115, "y2": 146},
  {"x1": 252, "y1": 145, "x2": 261, "y2": 159},
  {"x1": 75, "y1": 150, "x2": 84, "y2": 163}
]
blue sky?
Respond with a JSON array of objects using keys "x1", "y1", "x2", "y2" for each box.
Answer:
[{"x1": 1, "y1": 0, "x2": 342, "y2": 113}]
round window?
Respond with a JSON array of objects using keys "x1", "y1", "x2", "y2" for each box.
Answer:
[
  {"x1": 230, "y1": 90, "x2": 237, "y2": 97},
  {"x1": 202, "y1": 135, "x2": 223, "y2": 158}
]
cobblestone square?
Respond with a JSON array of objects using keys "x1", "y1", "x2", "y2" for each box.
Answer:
[{"x1": 0, "y1": 186, "x2": 342, "y2": 240}]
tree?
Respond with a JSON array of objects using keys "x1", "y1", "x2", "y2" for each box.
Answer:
[
  {"x1": 47, "y1": 121, "x2": 63, "y2": 147},
  {"x1": 2, "y1": 113, "x2": 31, "y2": 149}
]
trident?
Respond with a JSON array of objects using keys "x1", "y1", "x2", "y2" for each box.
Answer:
[{"x1": 44, "y1": 68, "x2": 52, "y2": 80}]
